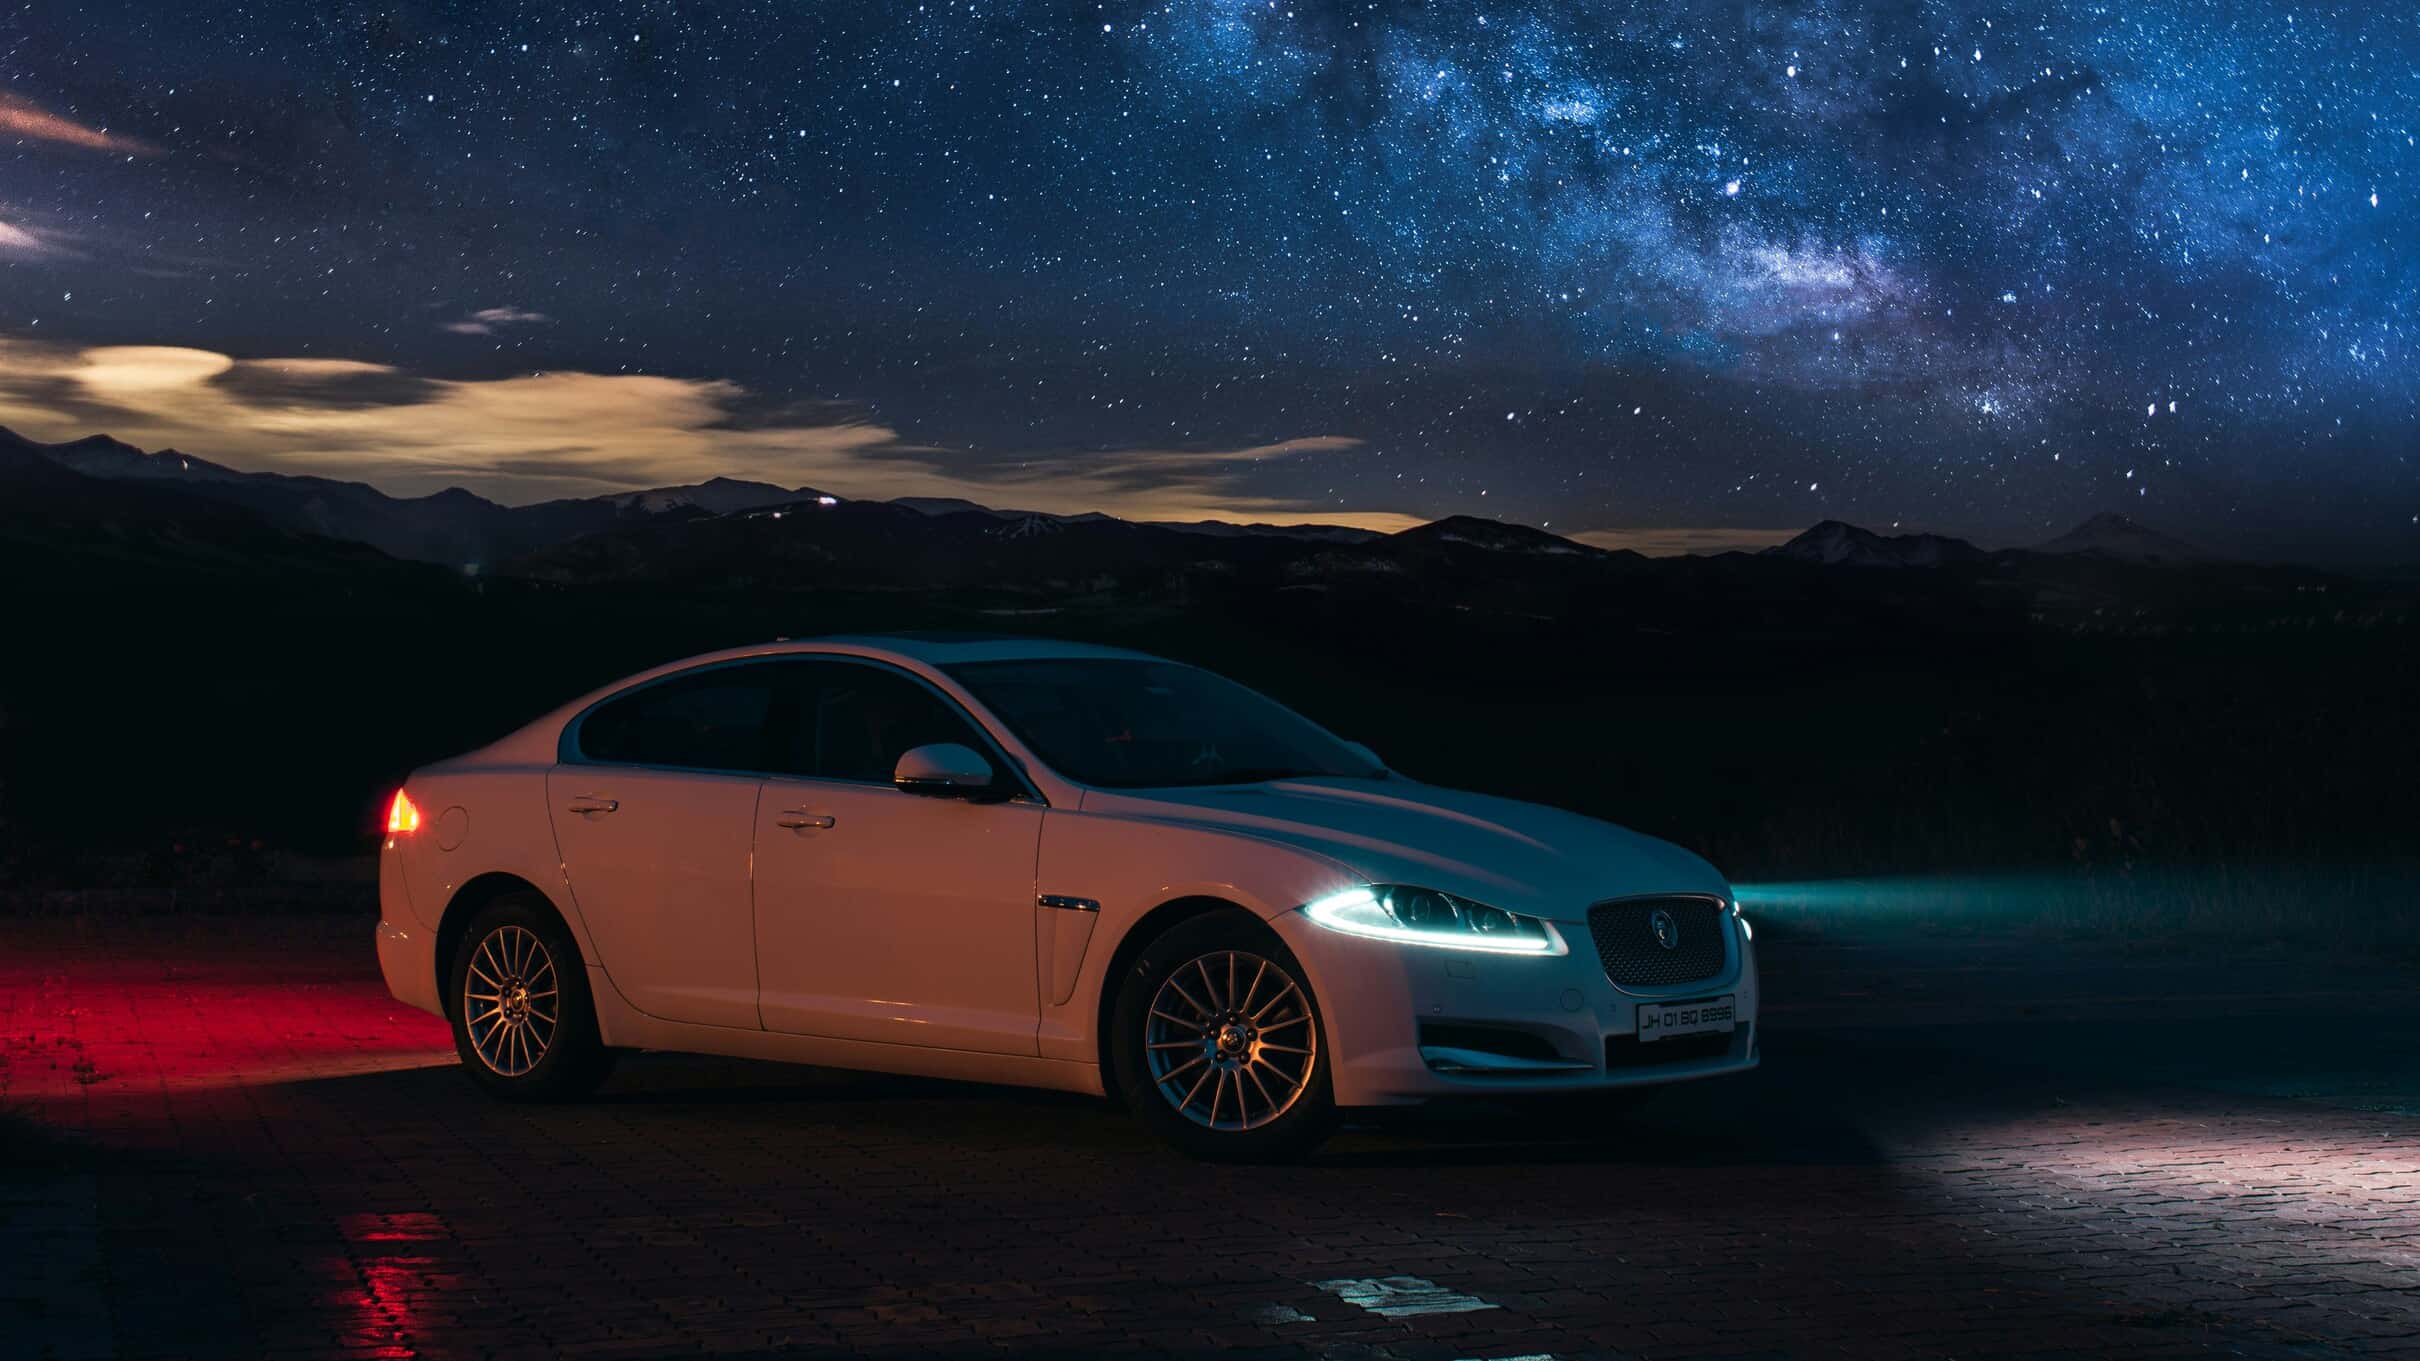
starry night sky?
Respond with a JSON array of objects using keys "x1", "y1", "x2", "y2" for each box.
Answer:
[{"x1": 1, "y1": 2, "x2": 2414, "y2": 558}]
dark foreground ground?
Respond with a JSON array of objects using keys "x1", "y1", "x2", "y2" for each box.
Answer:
[{"x1": 4, "y1": 914, "x2": 2417, "y2": 1361}]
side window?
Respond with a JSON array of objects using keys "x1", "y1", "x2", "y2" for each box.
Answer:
[
  {"x1": 788, "y1": 663, "x2": 989, "y2": 784},
  {"x1": 577, "y1": 666, "x2": 781, "y2": 772}
]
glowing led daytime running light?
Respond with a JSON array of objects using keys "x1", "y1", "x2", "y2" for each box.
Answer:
[{"x1": 1303, "y1": 886, "x2": 1567, "y2": 956}]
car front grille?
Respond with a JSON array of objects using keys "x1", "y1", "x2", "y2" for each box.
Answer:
[{"x1": 1585, "y1": 896, "x2": 1728, "y2": 987}]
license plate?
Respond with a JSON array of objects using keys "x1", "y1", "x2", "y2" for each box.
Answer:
[{"x1": 1636, "y1": 995, "x2": 1736, "y2": 1042}]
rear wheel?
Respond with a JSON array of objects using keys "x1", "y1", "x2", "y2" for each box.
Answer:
[
  {"x1": 448, "y1": 894, "x2": 614, "y2": 1101},
  {"x1": 1110, "y1": 910, "x2": 1335, "y2": 1161}
]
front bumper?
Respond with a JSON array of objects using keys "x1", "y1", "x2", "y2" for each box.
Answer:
[{"x1": 1269, "y1": 907, "x2": 1761, "y2": 1107}]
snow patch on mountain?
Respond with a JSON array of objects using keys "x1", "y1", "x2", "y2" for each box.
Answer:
[
  {"x1": 2032, "y1": 513, "x2": 2210, "y2": 564},
  {"x1": 1767, "y1": 520, "x2": 1984, "y2": 568}
]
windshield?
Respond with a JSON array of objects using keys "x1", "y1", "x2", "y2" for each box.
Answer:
[{"x1": 944, "y1": 658, "x2": 1380, "y2": 789}]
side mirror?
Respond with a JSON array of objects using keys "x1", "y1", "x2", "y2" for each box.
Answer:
[
  {"x1": 1342, "y1": 741, "x2": 1387, "y2": 775},
  {"x1": 893, "y1": 743, "x2": 999, "y2": 799}
]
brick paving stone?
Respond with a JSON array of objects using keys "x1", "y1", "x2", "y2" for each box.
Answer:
[{"x1": 2, "y1": 920, "x2": 2416, "y2": 1360}]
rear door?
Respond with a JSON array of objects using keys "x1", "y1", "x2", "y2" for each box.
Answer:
[
  {"x1": 751, "y1": 659, "x2": 1044, "y2": 1054},
  {"x1": 547, "y1": 662, "x2": 785, "y2": 1030}
]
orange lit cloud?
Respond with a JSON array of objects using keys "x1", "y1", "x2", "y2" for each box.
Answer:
[
  {"x1": 0, "y1": 339, "x2": 1416, "y2": 531},
  {"x1": 808, "y1": 434, "x2": 1425, "y2": 532},
  {"x1": 0, "y1": 94, "x2": 155, "y2": 155}
]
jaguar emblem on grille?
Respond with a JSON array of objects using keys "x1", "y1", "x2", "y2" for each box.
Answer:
[{"x1": 1649, "y1": 908, "x2": 1679, "y2": 950}]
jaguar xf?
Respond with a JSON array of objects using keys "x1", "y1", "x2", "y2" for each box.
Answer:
[{"x1": 376, "y1": 634, "x2": 1759, "y2": 1159}]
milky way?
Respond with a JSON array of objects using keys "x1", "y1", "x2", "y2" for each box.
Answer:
[{"x1": 1, "y1": 2, "x2": 2413, "y2": 556}]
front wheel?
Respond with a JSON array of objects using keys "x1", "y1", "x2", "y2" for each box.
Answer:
[
  {"x1": 1110, "y1": 911, "x2": 1336, "y2": 1161},
  {"x1": 448, "y1": 894, "x2": 615, "y2": 1101}
]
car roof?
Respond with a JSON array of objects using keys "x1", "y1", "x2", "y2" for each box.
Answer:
[{"x1": 452, "y1": 633, "x2": 1175, "y2": 770}]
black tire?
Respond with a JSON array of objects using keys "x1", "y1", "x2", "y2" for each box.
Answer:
[
  {"x1": 1109, "y1": 909, "x2": 1336, "y2": 1162},
  {"x1": 447, "y1": 893, "x2": 615, "y2": 1102}
]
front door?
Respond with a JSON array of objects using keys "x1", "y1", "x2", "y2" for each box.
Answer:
[{"x1": 751, "y1": 659, "x2": 1043, "y2": 1054}]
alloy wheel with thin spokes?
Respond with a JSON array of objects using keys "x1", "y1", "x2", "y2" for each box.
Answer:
[
  {"x1": 1142, "y1": 949, "x2": 1318, "y2": 1132},
  {"x1": 447, "y1": 893, "x2": 612, "y2": 1102},
  {"x1": 463, "y1": 924, "x2": 559, "y2": 1077}
]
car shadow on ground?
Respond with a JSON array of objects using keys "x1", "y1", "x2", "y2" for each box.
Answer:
[
  {"x1": 284, "y1": 1045, "x2": 1889, "y2": 1170},
  {"x1": 585, "y1": 1036, "x2": 1887, "y2": 1167},
  {"x1": 1328, "y1": 1087, "x2": 1888, "y2": 1168},
  {"x1": 363, "y1": 1003, "x2": 2420, "y2": 1172},
  {"x1": 389, "y1": 1043, "x2": 1902, "y2": 1169}
]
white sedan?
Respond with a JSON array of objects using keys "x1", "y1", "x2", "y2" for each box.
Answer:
[{"x1": 376, "y1": 634, "x2": 1758, "y2": 1159}]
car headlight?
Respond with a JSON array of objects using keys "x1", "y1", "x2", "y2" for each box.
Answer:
[{"x1": 1303, "y1": 885, "x2": 1568, "y2": 956}]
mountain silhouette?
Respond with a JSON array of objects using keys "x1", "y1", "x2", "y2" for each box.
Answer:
[
  {"x1": 1767, "y1": 520, "x2": 1985, "y2": 568},
  {"x1": 3, "y1": 427, "x2": 1387, "y2": 569},
  {"x1": 9, "y1": 430, "x2": 2384, "y2": 629},
  {"x1": 2032, "y1": 512, "x2": 2211, "y2": 564},
  {"x1": 0, "y1": 426, "x2": 847, "y2": 568},
  {"x1": 0, "y1": 434, "x2": 400, "y2": 573}
]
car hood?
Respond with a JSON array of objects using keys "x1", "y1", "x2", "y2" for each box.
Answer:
[{"x1": 1079, "y1": 777, "x2": 1727, "y2": 921}]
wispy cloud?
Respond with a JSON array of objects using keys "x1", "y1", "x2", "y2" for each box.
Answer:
[
  {"x1": 841, "y1": 435, "x2": 1421, "y2": 530},
  {"x1": 0, "y1": 94, "x2": 155, "y2": 155},
  {"x1": 442, "y1": 306, "x2": 551, "y2": 335},
  {"x1": 0, "y1": 219, "x2": 55, "y2": 257},
  {"x1": 0, "y1": 338, "x2": 1415, "y2": 530}
]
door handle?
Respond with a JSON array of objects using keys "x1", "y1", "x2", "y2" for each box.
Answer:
[
  {"x1": 565, "y1": 796, "x2": 619, "y2": 814},
  {"x1": 776, "y1": 810, "x2": 836, "y2": 830}
]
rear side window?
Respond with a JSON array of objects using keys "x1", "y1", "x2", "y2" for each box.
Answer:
[
  {"x1": 779, "y1": 661, "x2": 990, "y2": 784},
  {"x1": 577, "y1": 665, "x2": 781, "y2": 772}
]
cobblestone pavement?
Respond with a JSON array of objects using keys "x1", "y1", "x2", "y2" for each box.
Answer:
[{"x1": 3, "y1": 918, "x2": 2415, "y2": 1361}]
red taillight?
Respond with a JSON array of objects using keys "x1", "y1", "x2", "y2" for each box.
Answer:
[{"x1": 386, "y1": 789, "x2": 422, "y2": 835}]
